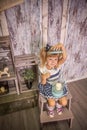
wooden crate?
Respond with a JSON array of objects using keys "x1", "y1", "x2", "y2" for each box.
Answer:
[
  {"x1": 14, "y1": 54, "x2": 38, "y2": 68},
  {"x1": 0, "y1": 36, "x2": 19, "y2": 95},
  {"x1": 14, "y1": 54, "x2": 38, "y2": 93}
]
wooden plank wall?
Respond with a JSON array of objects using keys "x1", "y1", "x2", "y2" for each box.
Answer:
[
  {"x1": 47, "y1": 0, "x2": 63, "y2": 45},
  {"x1": 0, "y1": 0, "x2": 87, "y2": 81},
  {"x1": 62, "y1": 0, "x2": 87, "y2": 81},
  {"x1": 5, "y1": 0, "x2": 41, "y2": 56},
  {"x1": 42, "y1": 0, "x2": 48, "y2": 46},
  {"x1": 0, "y1": 12, "x2": 9, "y2": 36}
]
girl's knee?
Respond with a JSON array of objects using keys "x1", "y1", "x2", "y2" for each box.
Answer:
[
  {"x1": 47, "y1": 98, "x2": 55, "y2": 107},
  {"x1": 59, "y1": 97, "x2": 67, "y2": 106}
]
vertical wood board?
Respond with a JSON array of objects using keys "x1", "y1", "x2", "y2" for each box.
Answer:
[
  {"x1": 0, "y1": 12, "x2": 9, "y2": 36},
  {"x1": 47, "y1": 0, "x2": 63, "y2": 45},
  {"x1": 5, "y1": 0, "x2": 41, "y2": 56},
  {"x1": 62, "y1": 0, "x2": 87, "y2": 80},
  {"x1": 60, "y1": 0, "x2": 69, "y2": 44},
  {"x1": 42, "y1": 0, "x2": 48, "y2": 46},
  {"x1": 30, "y1": 0, "x2": 41, "y2": 54}
]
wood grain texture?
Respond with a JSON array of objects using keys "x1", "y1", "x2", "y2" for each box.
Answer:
[
  {"x1": 30, "y1": 0, "x2": 41, "y2": 54},
  {"x1": 47, "y1": 0, "x2": 63, "y2": 45},
  {"x1": 62, "y1": 0, "x2": 87, "y2": 80},
  {"x1": 0, "y1": 0, "x2": 86, "y2": 81},
  {"x1": 0, "y1": 12, "x2": 9, "y2": 36},
  {"x1": 60, "y1": 0, "x2": 68, "y2": 43},
  {"x1": 42, "y1": 0, "x2": 48, "y2": 46},
  {"x1": 5, "y1": 0, "x2": 41, "y2": 55}
]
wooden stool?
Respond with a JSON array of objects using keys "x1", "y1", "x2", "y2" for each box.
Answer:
[{"x1": 38, "y1": 90, "x2": 74, "y2": 128}]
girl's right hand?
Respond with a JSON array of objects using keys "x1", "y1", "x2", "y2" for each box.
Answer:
[
  {"x1": 41, "y1": 72, "x2": 50, "y2": 85},
  {"x1": 44, "y1": 72, "x2": 50, "y2": 79}
]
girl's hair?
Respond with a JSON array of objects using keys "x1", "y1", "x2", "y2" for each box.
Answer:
[{"x1": 40, "y1": 47, "x2": 47, "y2": 67}]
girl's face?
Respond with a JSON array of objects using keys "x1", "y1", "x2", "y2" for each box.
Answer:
[{"x1": 46, "y1": 55, "x2": 58, "y2": 69}]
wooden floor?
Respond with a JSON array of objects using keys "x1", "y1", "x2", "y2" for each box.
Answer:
[{"x1": 0, "y1": 78, "x2": 87, "y2": 130}]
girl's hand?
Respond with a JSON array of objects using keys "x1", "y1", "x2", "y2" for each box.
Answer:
[
  {"x1": 41, "y1": 72, "x2": 50, "y2": 80},
  {"x1": 44, "y1": 72, "x2": 50, "y2": 79},
  {"x1": 41, "y1": 72, "x2": 50, "y2": 85}
]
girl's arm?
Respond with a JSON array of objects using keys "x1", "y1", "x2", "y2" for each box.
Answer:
[{"x1": 58, "y1": 44, "x2": 67, "y2": 65}]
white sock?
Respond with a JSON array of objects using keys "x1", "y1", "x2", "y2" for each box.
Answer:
[{"x1": 56, "y1": 102, "x2": 62, "y2": 108}]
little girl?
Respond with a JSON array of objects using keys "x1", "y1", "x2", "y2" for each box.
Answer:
[{"x1": 38, "y1": 43, "x2": 68, "y2": 118}]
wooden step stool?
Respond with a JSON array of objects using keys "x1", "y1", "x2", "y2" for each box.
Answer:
[{"x1": 38, "y1": 90, "x2": 74, "y2": 128}]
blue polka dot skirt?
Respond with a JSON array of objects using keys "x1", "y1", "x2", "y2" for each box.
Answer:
[{"x1": 38, "y1": 82, "x2": 68, "y2": 99}]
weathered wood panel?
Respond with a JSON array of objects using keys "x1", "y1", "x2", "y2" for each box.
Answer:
[
  {"x1": 47, "y1": 0, "x2": 63, "y2": 45},
  {"x1": 60, "y1": 0, "x2": 68, "y2": 44},
  {"x1": 5, "y1": 0, "x2": 41, "y2": 56},
  {"x1": 0, "y1": 0, "x2": 86, "y2": 81},
  {"x1": 30, "y1": 0, "x2": 41, "y2": 54},
  {"x1": 0, "y1": 12, "x2": 9, "y2": 36},
  {"x1": 42, "y1": 0, "x2": 48, "y2": 46},
  {"x1": 63, "y1": 0, "x2": 87, "y2": 80}
]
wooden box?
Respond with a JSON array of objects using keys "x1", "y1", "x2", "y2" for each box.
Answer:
[
  {"x1": 0, "y1": 36, "x2": 19, "y2": 95},
  {"x1": 14, "y1": 54, "x2": 38, "y2": 93}
]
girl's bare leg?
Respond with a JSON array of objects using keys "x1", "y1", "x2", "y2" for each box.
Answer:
[
  {"x1": 47, "y1": 98, "x2": 55, "y2": 118},
  {"x1": 56, "y1": 96, "x2": 67, "y2": 115}
]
